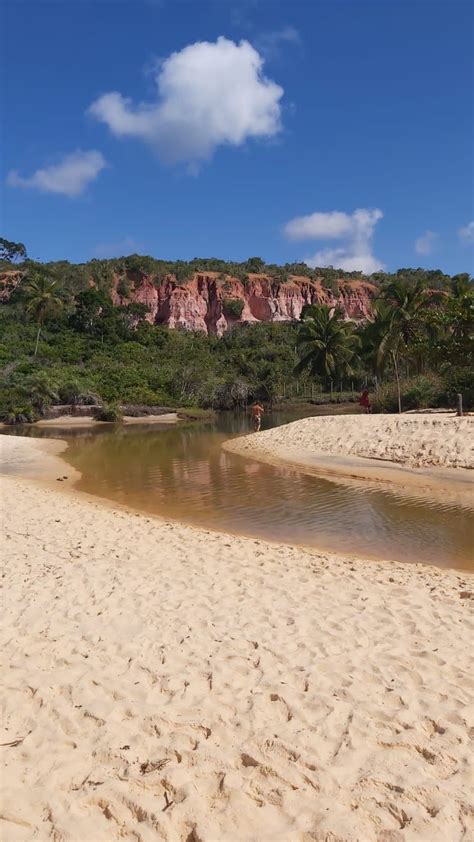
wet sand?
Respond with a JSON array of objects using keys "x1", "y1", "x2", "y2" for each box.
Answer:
[{"x1": 224, "y1": 414, "x2": 474, "y2": 503}]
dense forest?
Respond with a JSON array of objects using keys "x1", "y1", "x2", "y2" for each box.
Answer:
[{"x1": 0, "y1": 238, "x2": 473, "y2": 423}]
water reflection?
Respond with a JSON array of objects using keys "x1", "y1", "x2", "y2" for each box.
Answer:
[{"x1": 6, "y1": 412, "x2": 473, "y2": 570}]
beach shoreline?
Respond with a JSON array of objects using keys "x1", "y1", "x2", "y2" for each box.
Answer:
[
  {"x1": 1, "y1": 432, "x2": 473, "y2": 841},
  {"x1": 224, "y1": 414, "x2": 474, "y2": 505},
  {"x1": 0, "y1": 412, "x2": 180, "y2": 431}
]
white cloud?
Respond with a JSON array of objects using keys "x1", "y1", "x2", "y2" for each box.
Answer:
[
  {"x1": 305, "y1": 247, "x2": 384, "y2": 276},
  {"x1": 458, "y1": 221, "x2": 474, "y2": 243},
  {"x1": 284, "y1": 211, "x2": 354, "y2": 240},
  {"x1": 283, "y1": 208, "x2": 385, "y2": 275},
  {"x1": 255, "y1": 26, "x2": 301, "y2": 60},
  {"x1": 88, "y1": 36, "x2": 284, "y2": 167},
  {"x1": 7, "y1": 150, "x2": 106, "y2": 197},
  {"x1": 415, "y1": 229, "x2": 438, "y2": 256}
]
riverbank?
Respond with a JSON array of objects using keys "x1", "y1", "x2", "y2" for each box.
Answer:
[
  {"x1": 224, "y1": 414, "x2": 474, "y2": 501},
  {"x1": 33, "y1": 412, "x2": 179, "y2": 428},
  {"x1": 1, "y1": 434, "x2": 473, "y2": 841}
]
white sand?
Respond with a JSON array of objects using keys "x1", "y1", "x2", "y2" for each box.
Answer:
[
  {"x1": 29, "y1": 413, "x2": 179, "y2": 429},
  {"x1": 225, "y1": 414, "x2": 474, "y2": 470},
  {"x1": 1, "y1": 434, "x2": 473, "y2": 841}
]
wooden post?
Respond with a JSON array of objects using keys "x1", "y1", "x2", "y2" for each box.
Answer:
[{"x1": 457, "y1": 394, "x2": 463, "y2": 417}]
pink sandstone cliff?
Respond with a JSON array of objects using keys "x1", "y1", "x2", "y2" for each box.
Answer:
[
  {"x1": 111, "y1": 272, "x2": 377, "y2": 336},
  {"x1": 0, "y1": 270, "x2": 377, "y2": 335}
]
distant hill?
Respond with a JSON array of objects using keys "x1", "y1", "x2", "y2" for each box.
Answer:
[{"x1": 1, "y1": 250, "x2": 469, "y2": 335}]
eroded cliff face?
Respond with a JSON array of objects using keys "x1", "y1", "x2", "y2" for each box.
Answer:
[
  {"x1": 113, "y1": 272, "x2": 377, "y2": 335},
  {"x1": 0, "y1": 271, "x2": 22, "y2": 301},
  {"x1": 0, "y1": 269, "x2": 377, "y2": 334}
]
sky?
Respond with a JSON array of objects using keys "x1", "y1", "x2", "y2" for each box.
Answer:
[{"x1": 2, "y1": 0, "x2": 473, "y2": 275}]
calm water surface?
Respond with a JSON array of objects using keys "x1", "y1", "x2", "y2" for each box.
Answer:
[{"x1": 10, "y1": 411, "x2": 474, "y2": 570}]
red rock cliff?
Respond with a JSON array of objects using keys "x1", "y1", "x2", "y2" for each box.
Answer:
[
  {"x1": 112, "y1": 272, "x2": 377, "y2": 335},
  {"x1": 0, "y1": 269, "x2": 377, "y2": 334}
]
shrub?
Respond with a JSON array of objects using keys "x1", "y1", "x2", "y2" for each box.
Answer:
[
  {"x1": 372, "y1": 374, "x2": 445, "y2": 413},
  {"x1": 223, "y1": 298, "x2": 244, "y2": 319},
  {"x1": 440, "y1": 366, "x2": 474, "y2": 410},
  {"x1": 58, "y1": 381, "x2": 81, "y2": 404},
  {"x1": 116, "y1": 278, "x2": 131, "y2": 300},
  {"x1": 4, "y1": 405, "x2": 37, "y2": 425},
  {"x1": 96, "y1": 403, "x2": 123, "y2": 422},
  {"x1": 58, "y1": 381, "x2": 101, "y2": 405}
]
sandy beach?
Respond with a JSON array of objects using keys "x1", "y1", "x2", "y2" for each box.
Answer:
[
  {"x1": 1, "y1": 432, "x2": 473, "y2": 841},
  {"x1": 30, "y1": 412, "x2": 180, "y2": 429},
  {"x1": 225, "y1": 414, "x2": 474, "y2": 470}
]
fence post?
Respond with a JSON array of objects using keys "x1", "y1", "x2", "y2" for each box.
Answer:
[{"x1": 457, "y1": 394, "x2": 463, "y2": 417}]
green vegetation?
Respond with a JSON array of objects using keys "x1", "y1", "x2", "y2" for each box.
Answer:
[
  {"x1": 0, "y1": 240, "x2": 472, "y2": 421},
  {"x1": 96, "y1": 403, "x2": 123, "y2": 423},
  {"x1": 295, "y1": 305, "x2": 361, "y2": 383},
  {"x1": 23, "y1": 273, "x2": 63, "y2": 356},
  {"x1": 0, "y1": 238, "x2": 27, "y2": 264},
  {"x1": 223, "y1": 297, "x2": 245, "y2": 319}
]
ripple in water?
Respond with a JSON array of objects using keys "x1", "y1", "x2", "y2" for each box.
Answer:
[{"x1": 9, "y1": 412, "x2": 474, "y2": 570}]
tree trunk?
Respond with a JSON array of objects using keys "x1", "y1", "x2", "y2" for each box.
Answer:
[
  {"x1": 392, "y1": 350, "x2": 402, "y2": 413},
  {"x1": 34, "y1": 323, "x2": 41, "y2": 357}
]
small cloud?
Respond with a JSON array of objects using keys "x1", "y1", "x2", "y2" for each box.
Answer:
[
  {"x1": 415, "y1": 230, "x2": 439, "y2": 256},
  {"x1": 88, "y1": 36, "x2": 284, "y2": 169},
  {"x1": 7, "y1": 150, "x2": 106, "y2": 198},
  {"x1": 283, "y1": 208, "x2": 385, "y2": 274},
  {"x1": 255, "y1": 26, "x2": 301, "y2": 60},
  {"x1": 93, "y1": 236, "x2": 143, "y2": 259},
  {"x1": 305, "y1": 247, "x2": 384, "y2": 276},
  {"x1": 458, "y1": 221, "x2": 474, "y2": 243},
  {"x1": 284, "y1": 211, "x2": 354, "y2": 240}
]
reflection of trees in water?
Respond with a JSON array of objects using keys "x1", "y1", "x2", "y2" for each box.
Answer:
[{"x1": 18, "y1": 417, "x2": 473, "y2": 569}]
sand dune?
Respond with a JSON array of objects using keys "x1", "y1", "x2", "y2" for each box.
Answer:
[
  {"x1": 1, "y1": 434, "x2": 473, "y2": 841},
  {"x1": 224, "y1": 414, "x2": 474, "y2": 471}
]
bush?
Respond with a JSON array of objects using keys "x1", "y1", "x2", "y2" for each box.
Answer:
[
  {"x1": 223, "y1": 298, "x2": 244, "y2": 319},
  {"x1": 4, "y1": 405, "x2": 37, "y2": 425},
  {"x1": 57, "y1": 381, "x2": 100, "y2": 406},
  {"x1": 96, "y1": 403, "x2": 123, "y2": 422},
  {"x1": 441, "y1": 366, "x2": 474, "y2": 410},
  {"x1": 372, "y1": 374, "x2": 445, "y2": 413}
]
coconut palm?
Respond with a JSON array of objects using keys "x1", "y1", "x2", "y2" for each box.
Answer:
[
  {"x1": 23, "y1": 274, "x2": 63, "y2": 356},
  {"x1": 375, "y1": 277, "x2": 441, "y2": 411},
  {"x1": 295, "y1": 304, "x2": 361, "y2": 385}
]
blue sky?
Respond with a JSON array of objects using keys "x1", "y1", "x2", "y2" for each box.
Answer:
[{"x1": 2, "y1": 0, "x2": 473, "y2": 274}]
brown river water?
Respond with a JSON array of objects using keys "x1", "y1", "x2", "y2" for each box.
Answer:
[{"x1": 8, "y1": 411, "x2": 474, "y2": 570}]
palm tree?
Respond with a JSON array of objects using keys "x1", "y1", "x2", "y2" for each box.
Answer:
[
  {"x1": 295, "y1": 305, "x2": 361, "y2": 385},
  {"x1": 22, "y1": 372, "x2": 58, "y2": 415},
  {"x1": 375, "y1": 277, "x2": 441, "y2": 412},
  {"x1": 23, "y1": 274, "x2": 63, "y2": 356}
]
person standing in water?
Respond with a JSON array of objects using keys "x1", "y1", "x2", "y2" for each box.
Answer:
[{"x1": 251, "y1": 402, "x2": 265, "y2": 431}]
